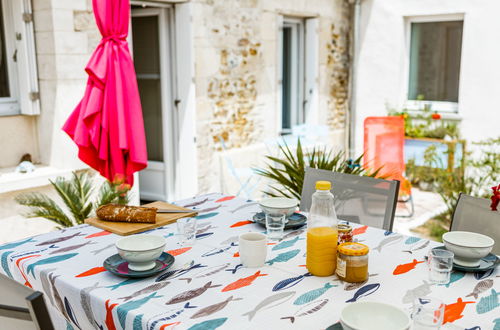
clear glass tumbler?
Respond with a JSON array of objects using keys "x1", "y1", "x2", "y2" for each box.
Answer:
[
  {"x1": 428, "y1": 249, "x2": 454, "y2": 285},
  {"x1": 176, "y1": 217, "x2": 197, "y2": 246},
  {"x1": 265, "y1": 213, "x2": 285, "y2": 240},
  {"x1": 412, "y1": 297, "x2": 445, "y2": 329}
]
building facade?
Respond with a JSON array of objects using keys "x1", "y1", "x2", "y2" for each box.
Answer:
[
  {"x1": 0, "y1": 0, "x2": 353, "y2": 201},
  {"x1": 353, "y1": 0, "x2": 500, "y2": 153}
]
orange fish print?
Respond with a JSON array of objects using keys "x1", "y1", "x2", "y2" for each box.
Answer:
[
  {"x1": 160, "y1": 322, "x2": 181, "y2": 329},
  {"x1": 230, "y1": 220, "x2": 253, "y2": 228},
  {"x1": 85, "y1": 230, "x2": 111, "y2": 238},
  {"x1": 16, "y1": 254, "x2": 40, "y2": 288},
  {"x1": 222, "y1": 270, "x2": 268, "y2": 292},
  {"x1": 216, "y1": 196, "x2": 235, "y2": 203},
  {"x1": 352, "y1": 225, "x2": 368, "y2": 236},
  {"x1": 233, "y1": 252, "x2": 240, "y2": 257},
  {"x1": 443, "y1": 298, "x2": 475, "y2": 324},
  {"x1": 76, "y1": 266, "x2": 107, "y2": 277},
  {"x1": 167, "y1": 247, "x2": 192, "y2": 256},
  {"x1": 393, "y1": 259, "x2": 425, "y2": 275},
  {"x1": 105, "y1": 299, "x2": 118, "y2": 330}
]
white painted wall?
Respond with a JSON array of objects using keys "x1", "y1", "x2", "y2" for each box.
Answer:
[{"x1": 354, "y1": 0, "x2": 500, "y2": 153}]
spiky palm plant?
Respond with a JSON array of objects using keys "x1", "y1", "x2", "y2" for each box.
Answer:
[
  {"x1": 255, "y1": 138, "x2": 382, "y2": 199},
  {"x1": 15, "y1": 171, "x2": 130, "y2": 228}
]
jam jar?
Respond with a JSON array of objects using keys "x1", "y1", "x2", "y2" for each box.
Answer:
[
  {"x1": 338, "y1": 224, "x2": 353, "y2": 244},
  {"x1": 336, "y1": 242, "x2": 369, "y2": 283}
]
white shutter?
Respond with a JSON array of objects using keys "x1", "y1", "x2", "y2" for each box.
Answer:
[
  {"x1": 12, "y1": 0, "x2": 39, "y2": 115},
  {"x1": 304, "y1": 18, "x2": 319, "y2": 124},
  {"x1": 276, "y1": 15, "x2": 284, "y2": 132}
]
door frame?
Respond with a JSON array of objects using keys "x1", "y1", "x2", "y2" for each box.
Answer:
[{"x1": 131, "y1": 4, "x2": 177, "y2": 201}]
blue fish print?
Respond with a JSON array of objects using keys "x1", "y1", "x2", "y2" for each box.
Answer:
[
  {"x1": 476, "y1": 289, "x2": 499, "y2": 314},
  {"x1": 494, "y1": 318, "x2": 500, "y2": 330},
  {"x1": 1, "y1": 251, "x2": 14, "y2": 278},
  {"x1": 226, "y1": 264, "x2": 243, "y2": 274},
  {"x1": 116, "y1": 292, "x2": 163, "y2": 329},
  {"x1": 405, "y1": 237, "x2": 421, "y2": 244},
  {"x1": 164, "y1": 233, "x2": 174, "y2": 239},
  {"x1": 10, "y1": 244, "x2": 58, "y2": 259},
  {"x1": 266, "y1": 249, "x2": 300, "y2": 265},
  {"x1": 133, "y1": 314, "x2": 144, "y2": 329},
  {"x1": 188, "y1": 317, "x2": 227, "y2": 330},
  {"x1": 465, "y1": 327, "x2": 481, "y2": 330},
  {"x1": 196, "y1": 212, "x2": 219, "y2": 220},
  {"x1": 273, "y1": 273, "x2": 311, "y2": 291},
  {"x1": 474, "y1": 268, "x2": 495, "y2": 280},
  {"x1": 107, "y1": 278, "x2": 142, "y2": 290},
  {"x1": 0, "y1": 237, "x2": 35, "y2": 250},
  {"x1": 444, "y1": 271, "x2": 465, "y2": 288},
  {"x1": 66, "y1": 321, "x2": 74, "y2": 330},
  {"x1": 272, "y1": 237, "x2": 302, "y2": 251},
  {"x1": 196, "y1": 233, "x2": 214, "y2": 240},
  {"x1": 384, "y1": 230, "x2": 393, "y2": 236},
  {"x1": 64, "y1": 297, "x2": 81, "y2": 330},
  {"x1": 294, "y1": 283, "x2": 336, "y2": 305},
  {"x1": 156, "y1": 263, "x2": 206, "y2": 282},
  {"x1": 346, "y1": 283, "x2": 380, "y2": 303},
  {"x1": 202, "y1": 243, "x2": 237, "y2": 257},
  {"x1": 148, "y1": 303, "x2": 195, "y2": 330},
  {"x1": 26, "y1": 253, "x2": 78, "y2": 278}
]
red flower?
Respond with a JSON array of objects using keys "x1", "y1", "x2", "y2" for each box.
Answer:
[
  {"x1": 491, "y1": 184, "x2": 500, "y2": 211},
  {"x1": 431, "y1": 113, "x2": 441, "y2": 120},
  {"x1": 112, "y1": 173, "x2": 125, "y2": 185}
]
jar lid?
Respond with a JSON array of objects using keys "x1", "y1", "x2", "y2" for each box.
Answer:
[
  {"x1": 338, "y1": 224, "x2": 352, "y2": 232},
  {"x1": 315, "y1": 180, "x2": 331, "y2": 190},
  {"x1": 338, "y1": 242, "x2": 369, "y2": 256}
]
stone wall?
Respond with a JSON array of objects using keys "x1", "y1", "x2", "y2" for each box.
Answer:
[{"x1": 192, "y1": 0, "x2": 352, "y2": 193}]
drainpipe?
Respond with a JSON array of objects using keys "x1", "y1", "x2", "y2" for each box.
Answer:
[{"x1": 348, "y1": 0, "x2": 361, "y2": 158}]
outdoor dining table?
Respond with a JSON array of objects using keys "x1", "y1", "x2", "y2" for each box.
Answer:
[{"x1": 1, "y1": 193, "x2": 498, "y2": 329}]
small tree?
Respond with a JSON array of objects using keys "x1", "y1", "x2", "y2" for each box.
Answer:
[{"x1": 15, "y1": 171, "x2": 131, "y2": 228}]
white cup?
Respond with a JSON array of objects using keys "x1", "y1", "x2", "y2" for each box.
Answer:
[{"x1": 239, "y1": 232, "x2": 267, "y2": 268}]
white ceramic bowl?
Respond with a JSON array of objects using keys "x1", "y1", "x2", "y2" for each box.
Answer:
[
  {"x1": 340, "y1": 301, "x2": 411, "y2": 330},
  {"x1": 442, "y1": 231, "x2": 494, "y2": 267},
  {"x1": 258, "y1": 197, "x2": 298, "y2": 217},
  {"x1": 116, "y1": 234, "x2": 166, "y2": 271}
]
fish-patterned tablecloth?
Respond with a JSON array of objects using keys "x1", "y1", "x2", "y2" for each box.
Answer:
[{"x1": 1, "y1": 193, "x2": 499, "y2": 330}]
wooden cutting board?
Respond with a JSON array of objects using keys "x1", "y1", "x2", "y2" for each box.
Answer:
[{"x1": 84, "y1": 201, "x2": 198, "y2": 236}]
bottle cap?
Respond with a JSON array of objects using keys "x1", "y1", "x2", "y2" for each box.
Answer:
[
  {"x1": 338, "y1": 242, "x2": 369, "y2": 256},
  {"x1": 315, "y1": 181, "x2": 331, "y2": 190}
]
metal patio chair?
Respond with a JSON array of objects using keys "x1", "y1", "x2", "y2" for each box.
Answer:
[
  {"x1": 0, "y1": 273, "x2": 54, "y2": 330},
  {"x1": 300, "y1": 167, "x2": 400, "y2": 231},
  {"x1": 450, "y1": 193, "x2": 500, "y2": 255}
]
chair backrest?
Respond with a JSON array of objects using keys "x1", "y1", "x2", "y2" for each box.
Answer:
[
  {"x1": 0, "y1": 273, "x2": 54, "y2": 330},
  {"x1": 300, "y1": 167, "x2": 400, "y2": 231},
  {"x1": 363, "y1": 116, "x2": 405, "y2": 179},
  {"x1": 451, "y1": 193, "x2": 500, "y2": 255}
]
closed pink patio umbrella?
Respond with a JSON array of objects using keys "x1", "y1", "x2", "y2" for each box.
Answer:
[{"x1": 63, "y1": 0, "x2": 147, "y2": 185}]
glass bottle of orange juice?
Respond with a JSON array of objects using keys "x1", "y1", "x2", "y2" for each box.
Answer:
[{"x1": 306, "y1": 181, "x2": 338, "y2": 277}]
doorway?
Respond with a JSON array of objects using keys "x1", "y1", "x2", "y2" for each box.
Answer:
[{"x1": 131, "y1": 5, "x2": 176, "y2": 201}]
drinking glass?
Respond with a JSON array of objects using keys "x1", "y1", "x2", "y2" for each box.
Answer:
[
  {"x1": 265, "y1": 213, "x2": 285, "y2": 240},
  {"x1": 412, "y1": 297, "x2": 445, "y2": 329},
  {"x1": 428, "y1": 249, "x2": 454, "y2": 285},
  {"x1": 176, "y1": 217, "x2": 197, "y2": 246}
]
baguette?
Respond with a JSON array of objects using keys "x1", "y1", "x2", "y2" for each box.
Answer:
[{"x1": 96, "y1": 204, "x2": 157, "y2": 223}]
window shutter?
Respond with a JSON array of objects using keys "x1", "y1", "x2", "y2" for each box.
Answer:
[
  {"x1": 12, "y1": 0, "x2": 39, "y2": 115},
  {"x1": 304, "y1": 18, "x2": 319, "y2": 121}
]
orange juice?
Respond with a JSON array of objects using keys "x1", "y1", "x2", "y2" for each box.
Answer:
[{"x1": 306, "y1": 226, "x2": 338, "y2": 276}]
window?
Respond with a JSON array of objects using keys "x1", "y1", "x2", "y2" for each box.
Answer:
[
  {"x1": 407, "y1": 19, "x2": 463, "y2": 112},
  {"x1": 280, "y1": 18, "x2": 305, "y2": 133},
  {"x1": 0, "y1": 0, "x2": 39, "y2": 116}
]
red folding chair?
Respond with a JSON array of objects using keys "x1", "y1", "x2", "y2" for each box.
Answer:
[{"x1": 363, "y1": 116, "x2": 414, "y2": 217}]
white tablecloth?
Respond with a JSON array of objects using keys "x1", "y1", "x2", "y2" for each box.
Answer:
[{"x1": 1, "y1": 193, "x2": 498, "y2": 330}]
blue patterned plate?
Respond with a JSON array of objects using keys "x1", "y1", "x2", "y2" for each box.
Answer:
[
  {"x1": 433, "y1": 246, "x2": 499, "y2": 272},
  {"x1": 253, "y1": 212, "x2": 307, "y2": 230},
  {"x1": 103, "y1": 252, "x2": 175, "y2": 278}
]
